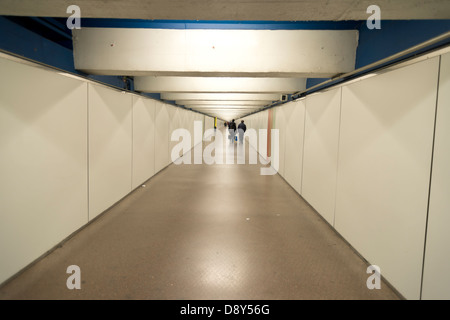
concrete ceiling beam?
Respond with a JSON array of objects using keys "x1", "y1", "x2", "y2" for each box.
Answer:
[
  {"x1": 161, "y1": 93, "x2": 282, "y2": 101},
  {"x1": 176, "y1": 100, "x2": 270, "y2": 106},
  {"x1": 134, "y1": 76, "x2": 306, "y2": 94},
  {"x1": 73, "y1": 28, "x2": 358, "y2": 77}
]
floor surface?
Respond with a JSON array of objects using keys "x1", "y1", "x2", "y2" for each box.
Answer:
[{"x1": 0, "y1": 131, "x2": 401, "y2": 300}]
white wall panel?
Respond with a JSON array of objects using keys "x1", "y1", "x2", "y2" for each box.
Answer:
[
  {"x1": 88, "y1": 84, "x2": 133, "y2": 220},
  {"x1": 302, "y1": 88, "x2": 341, "y2": 225},
  {"x1": 206, "y1": 115, "x2": 216, "y2": 140},
  {"x1": 205, "y1": 115, "x2": 215, "y2": 131},
  {"x1": 193, "y1": 112, "x2": 205, "y2": 157},
  {"x1": 181, "y1": 109, "x2": 189, "y2": 133},
  {"x1": 283, "y1": 100, "x2": 305, "y2": 194},
  {"x1": 168, "y1": 105, "x2": 181, "y2": 163},
  {"x1": 255, "y1": 110, "x2": 269, "y2": 161},
  {"x1": 335, "y1": 58, "x2": 440, "y2": 300},
  {"x1": 273, "y1": 106, "x2": 287, "y2": 177},
  {"x1": 155, "y1": 101, "x2": 170, "y2": 172},
  {"x1": 193, "y1": 112, "x2": 203, "y2": 147},
  {"x1": 422, "y1": 52, "x2": 450, "y2": 300},
  {"x1": 259, "y1": 110, "x2": 267, "y2": 132},
  {"x1": 0, "y1": 56, "x2": 88, "y2": 284},
  {"x1": 245, "y1": 114, "x2": 256, "y2": 158},
  {"x1": 185, "y1": 109, "x2": 195, "y2": 163},
  {"x1": 132, "y1": 96, "x2": 155, "y2": 189},
  {"x1": 186, "y1": 110, "x2": 195, "y2": 140},
  {"x1": 251, "y1": 114, "x2": 257, "y2": 130}
]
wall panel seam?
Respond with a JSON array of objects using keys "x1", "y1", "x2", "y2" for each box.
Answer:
[
  {"x1": 131, "y1": 95, "x2": 134, "y2": 190},
  {"x1": 300, "y1": 101, "x2": 307, "y2": 195},
  {"x1": 332, "y1": 87, "x2": 344, "y2": 228},
  {"x1": 420, "y1": 55, "x2": 442, "y2": 300},
  {"x1": 87, "y1": 83, "x2": 90, "y2": 222}
]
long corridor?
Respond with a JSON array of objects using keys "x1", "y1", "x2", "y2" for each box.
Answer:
[{"x1": 0, "y1": 132, "x2": 401, "y2": 300}]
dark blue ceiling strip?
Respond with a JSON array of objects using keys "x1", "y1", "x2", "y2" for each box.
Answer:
[
  {"x1": 79, "y1": 18, "x2": 364, "y2": 30},
  {"x1": 29, "y1": 17, "x2": 72, "y2": 39}
]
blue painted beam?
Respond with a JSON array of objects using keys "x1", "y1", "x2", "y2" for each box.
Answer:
[
  {"x1": 356, "y1": 20, "x2": 450, "y2": 68},
  {"x1": 0, "y1": 16, "x2": 130, "y2": 90},
  {"x1": 79, "y1": 18, "x2": 363, "y2": 30}
]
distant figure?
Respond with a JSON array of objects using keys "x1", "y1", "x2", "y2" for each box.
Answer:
[
  {"x1": 228, "y1": 119, "x2": 237, "y2": 143},
  {"x1": 238, "y1": 120, "x2": 246, "y2": 144}
]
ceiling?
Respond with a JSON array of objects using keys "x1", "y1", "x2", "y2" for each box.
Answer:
[
  {"x1": 1, "y1": 0, "x2": 449, "y2": 20},
  {"x1": 1, "y1": 0, "x2": 450, "y2": 120},
  {"x1": 70, "y1": 26, "x2": 358, "y2": 119}
]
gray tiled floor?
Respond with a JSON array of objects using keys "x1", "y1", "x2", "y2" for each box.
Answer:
[{"x1": 0, "y1": 134, "x2": 401, "y2": 300}]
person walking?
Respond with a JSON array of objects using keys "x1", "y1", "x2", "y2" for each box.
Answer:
[
  {"x1": 238, "y1": 120, "x2": 246, "y2": 144},
  {"x1": 228, "y1": 119, "x2": 237, "y2": 143}
]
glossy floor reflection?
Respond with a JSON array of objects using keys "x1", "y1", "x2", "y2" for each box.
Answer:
[{"x1": 0, "y1": 130, "x2": 401, "y2": 300}]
